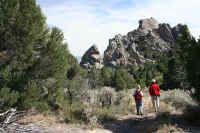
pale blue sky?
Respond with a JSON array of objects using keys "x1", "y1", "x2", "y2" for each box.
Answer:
[{"x1": 37, "y1": 0, "x2": 200, "y2": 56}]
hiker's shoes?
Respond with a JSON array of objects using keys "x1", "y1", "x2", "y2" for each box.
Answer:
[{"x1": 137, "y1": 113, "x2": 143, "y2": 116}]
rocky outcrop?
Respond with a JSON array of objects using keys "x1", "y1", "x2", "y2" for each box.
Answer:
[
  {"x1": 104, "y1": 17, "x2": 187, "y2": 67},
  {"x1": 139, "y1": 17, "x2": 159, "y2": 31},
  {"x1": 172, "y1": 24, "x2": 189, "y2": 40},
  {"x1": 158, "y1": 23, "x2": 174, "y2": 43},
  {"x1": 103, "y1": 34, "x2": 129, "y2": 66},
  {"x1": 80, "y1": 45, "x2": 103, "y2": 69}
]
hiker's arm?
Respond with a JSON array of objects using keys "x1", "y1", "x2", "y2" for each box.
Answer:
[
  {"x1": 140, "y1": 92, "x2": 143, "y2": 96},
  {"x1": 133, "y1": 89, "x2": 136, "y2": 96},
  {"x1": 158, "y1": 85, "x2": 160, "y2": 91},
  {"x1": 149, "y1": 86, "x2": 152, "y2": 95}
]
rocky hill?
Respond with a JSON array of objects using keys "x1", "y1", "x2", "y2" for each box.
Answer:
[
  {"x1": 80, "y1": 17, "x2": 190, "y2": 69},
  {"x1": 103, "y1": 17, "x2": 187, "y2": 67},
  {"x1": 80, "y1": 45, "x2": 104, "y2": 69}
]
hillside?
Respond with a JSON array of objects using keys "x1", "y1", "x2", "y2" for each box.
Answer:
[{"x1": 3, "y1": 89, "x2": 200, "y2": 133}]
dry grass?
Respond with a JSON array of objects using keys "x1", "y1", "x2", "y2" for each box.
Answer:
[
  {"x1": 18, "y1": 113, "x2": 60, "y2": 126},
  {"x1": 154, "y1": 124, "x2": 184, "y2": 133},
  {"x1": 160, "y1": 89, "x2": 198, "y2": 109}
]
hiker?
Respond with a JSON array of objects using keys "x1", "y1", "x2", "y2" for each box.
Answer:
[
  {"x1": 133, "y1": 85, "x2": 143, "y2": 115},
  {"x1": 149, "y1": 79, "x2": 160, "y2": 112}
]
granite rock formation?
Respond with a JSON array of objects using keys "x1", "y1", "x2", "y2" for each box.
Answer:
[
  {"x1": 103, "y1": 17, "x2": 187, "y2": 67},
  {"x1": 80, "y1": 45, "x2": 103, "y2": 69}
]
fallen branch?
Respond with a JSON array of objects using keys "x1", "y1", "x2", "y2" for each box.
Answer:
[{"x1": 0, "y1": 109, "x2": 46, "y2": 132}]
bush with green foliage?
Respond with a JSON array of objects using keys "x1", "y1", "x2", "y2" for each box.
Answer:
[
  {"x1": 112, "y1": 68, "x2": 136, "y2": 90},
  {"x1": 87, "y1": 67, "x2": 103, "y2": 89},
  {"x1": 101, "y1": 67, "x2": 115, "y2": 87},
  {"x1": 132, "y1": 63, "x2": 164, "y2": 88},
  {"x1": 0, "y1": 87, "x2": 19, "y2": 110}
]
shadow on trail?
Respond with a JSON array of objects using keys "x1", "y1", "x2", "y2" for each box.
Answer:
[{"x1": 101, "y1": 105, "x2": 200, "y2": 133}]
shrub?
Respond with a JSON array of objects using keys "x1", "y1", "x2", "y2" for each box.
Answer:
[
  {"x1": 113, "y1": 90, "x2": 135, "y2": 115},
  {"x1": 160, "y1": 89, "x2": 197, "y2": 109},
  {"x1": 113, "y1": 69, "x2": 136, "y2": 90},
  {"x1": 97, "y1": 108, "x2": 117, "y2": 123},
  {"x1": 183, "y1": 105, "x2": 200, "y2": 124},
  {"x1": 63, "y1": 103, "x2": 88, "y2": 124},
  {"x1": 101, "y1": 67, "x2": 114, "y2": 86},
  {"x1": 22, "y1": 81, "x2": 42, "y2": 109},
  {"x1": 0, "y1": 87, "x2": 19, "y2": 110},
  {"x1": 87, "y1": 68, "x2": 103, "y2": 89},
  {"x1": 97, "y1": 87, "x2": 116, "y2": 108}
]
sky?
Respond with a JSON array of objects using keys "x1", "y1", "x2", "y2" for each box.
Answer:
[{"x1": 37, "y1": 0, "x2": 200, "y2": 57}]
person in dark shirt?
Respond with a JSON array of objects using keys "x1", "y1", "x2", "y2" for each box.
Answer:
[{"x1": 133, "y1": 85, "x2": 143, "y2": 115}]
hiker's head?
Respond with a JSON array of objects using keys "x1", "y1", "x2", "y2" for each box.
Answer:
[
  {"x1": 152, "y1": 79, "x2": 156, "y2": 83},
  {"x1": 137, "y1": 84, "x2": 141, "y2": 90}
]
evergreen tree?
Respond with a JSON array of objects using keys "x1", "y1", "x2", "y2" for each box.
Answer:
[
  {"x1": 164, "y1": 58, "x2": 186, "y2": 89},
  {"x1": 163, "y1": 25, "x2": 194, "y2": 89},
  {"x1": 0, "y1": 0, "x2": 71, "y2": 110},
  {"x1": 0, "y1": 0, "x2": 48, "y2": 109},
  {"x1": 113, "y1": 70, "x2": 126, "y2": 91},
  {"x1": 37, "y1": 27, "x2": 69, "y2": 109},
  {"x1": 101, "y1": 67, "x2": 114, "y2": 86},
  {"x1": 186, "y1": 38, "x2": 200, "y2": 99}
]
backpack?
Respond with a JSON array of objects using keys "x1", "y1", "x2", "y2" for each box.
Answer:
[
  {"x1": 150, "y1": 84, "x2": 160, "y2": 96},
  {"x1": 134, "y1": 90, "x2": 142, "y2": 101}
]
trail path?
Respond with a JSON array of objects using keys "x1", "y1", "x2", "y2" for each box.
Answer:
[
  {"x1": 42, "y1": 111, "x2": 200, "y2": 133},
  {"x1": 42, "y1": 113, "x2": 157, "y2": 133},
  {"x1": 6, "y1": 111, "x2": 199, "y2": 133}
]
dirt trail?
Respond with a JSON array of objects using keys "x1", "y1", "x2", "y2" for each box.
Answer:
[
  {"x1": 42, "y1": 111, "x2": 200, "y2": 133},
  {"x1": 8, "y1": 110, "x2": 199, "y2": 133},
  {"x1": 42, "y1": 113, "x2": 157, "y2": 133}
]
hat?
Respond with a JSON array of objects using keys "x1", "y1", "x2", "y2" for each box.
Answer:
[
  {"x1": 152, "y1": 79, "x2": 156, "y2": 83},
  {"x1": 137, "y1": 84, "x2": 141, "y2": 90}
]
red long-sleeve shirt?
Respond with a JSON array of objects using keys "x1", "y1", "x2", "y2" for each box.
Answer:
[{"x1": 149, "y1": 83, "x2": 160, "y2": 96}]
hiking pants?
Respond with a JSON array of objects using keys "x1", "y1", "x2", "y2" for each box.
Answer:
[
  {"x1": 135, "y1": 100, "x2": 143, "y2": 115},
  {"x1": 151, "y1": 96, "x2": 160, "y2": 112}
]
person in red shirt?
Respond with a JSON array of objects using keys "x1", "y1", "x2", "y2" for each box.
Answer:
[
  {"x1": 133, "y1": 85, "x2": 143, "y2": 115},
  {"x1": 149, "y1": 79, "x2": 160, "y2": 112}
]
